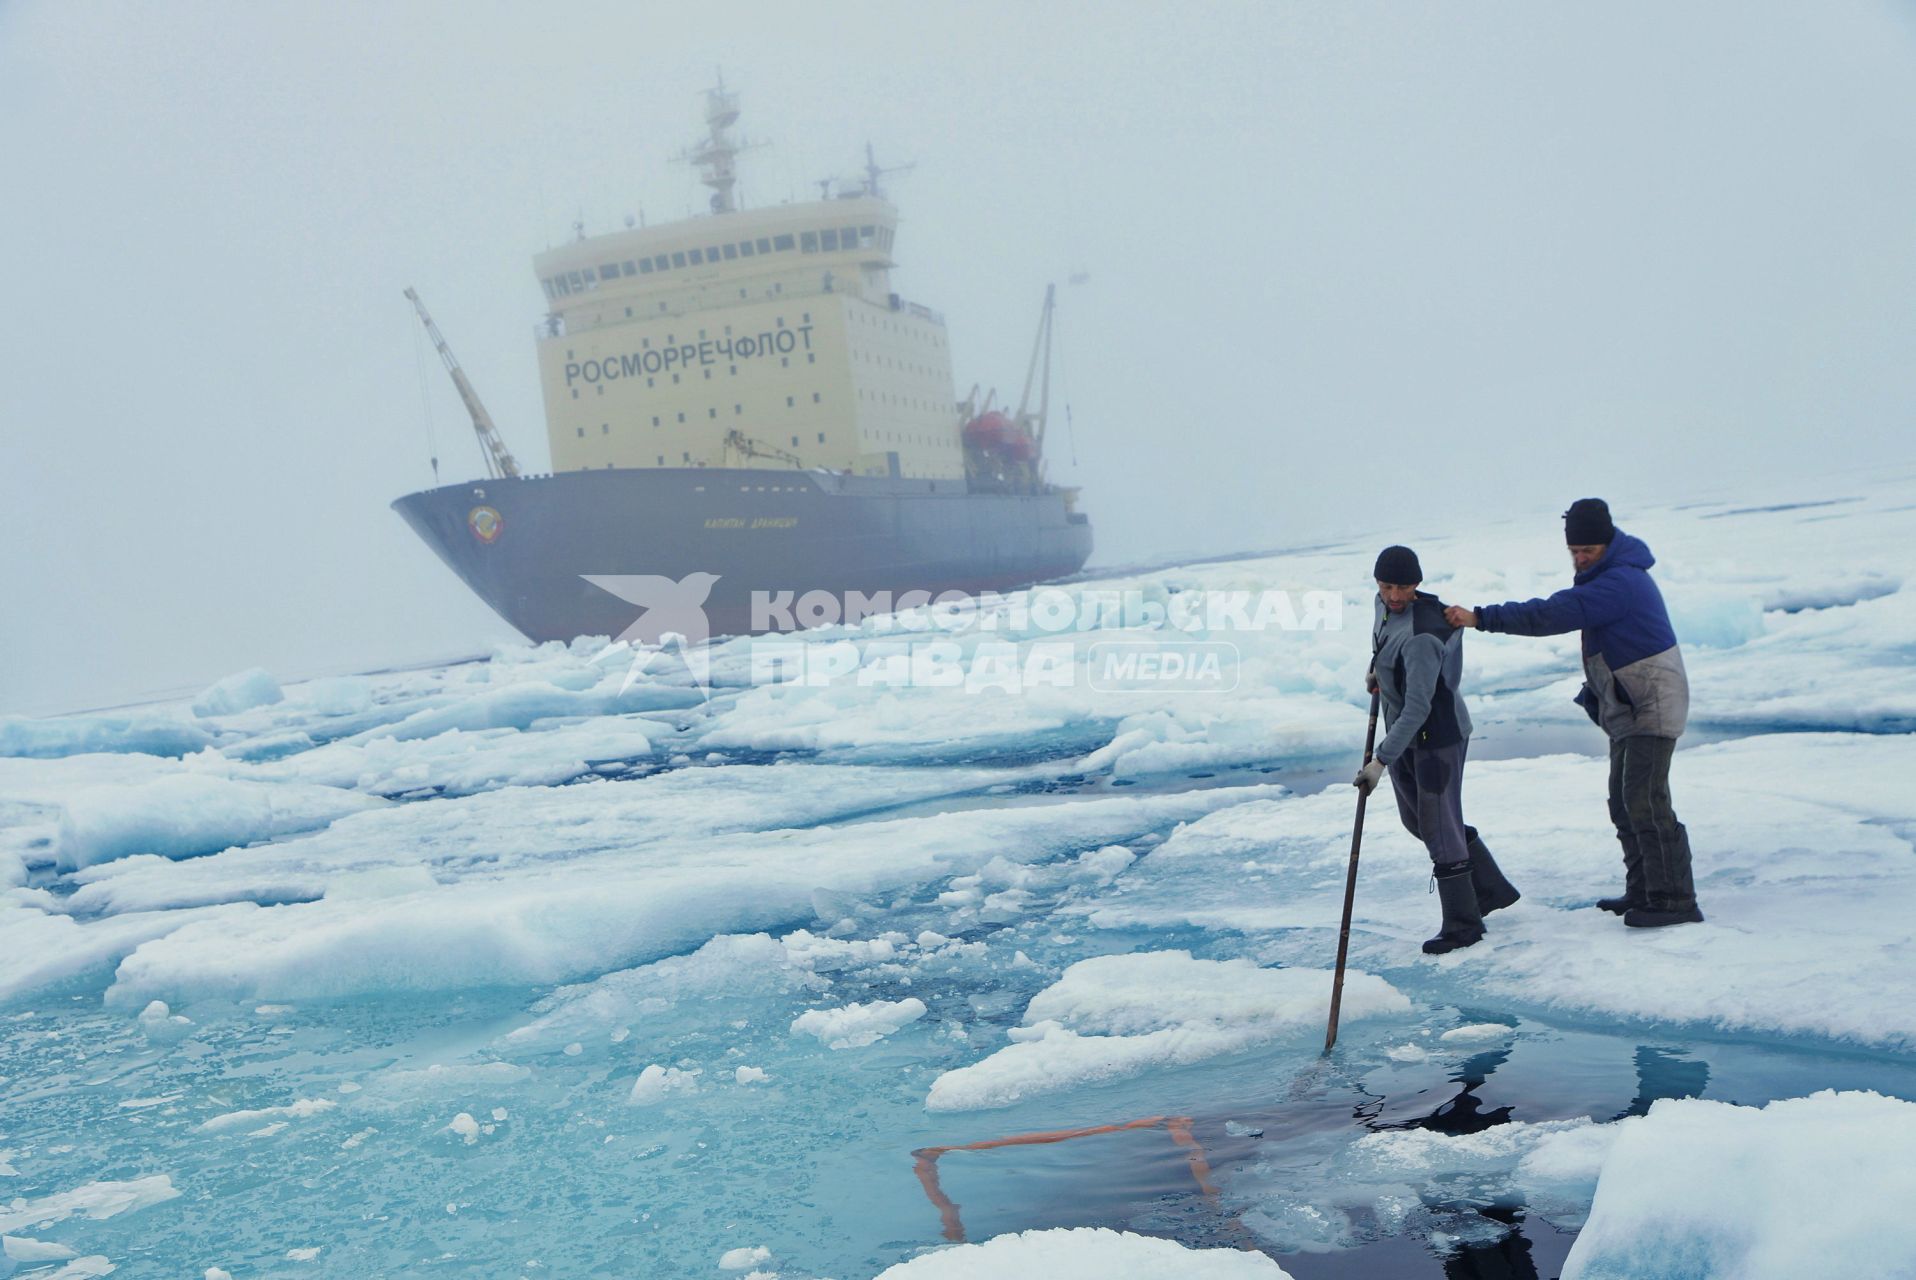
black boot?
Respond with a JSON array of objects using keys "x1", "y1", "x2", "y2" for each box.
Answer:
[
  {"x1": 1596, "y1": 894, "x2": 1642, "y2": 915},
  {"x1": 1624, "y1": 903, "x2": 1705, "y2": 928},
  {"x1": 1464, "y1": 827, "x2": 1520, "y2": 915},
  {"x1": 1423, "y1": 860, "x2": 1485, "y2": 955}
]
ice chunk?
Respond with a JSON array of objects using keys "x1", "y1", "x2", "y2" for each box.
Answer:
[
  {"x1": 296, "y1": 676, "x2": 374, "y2": 716},
  {"x1": 873, "y1": 1227, "x2": 1294, "y2": 1277},
  {"x1": 0, "y1": 712, "x2": 211, "y2": 760},
  {"x1": 0, "y1": 1175, "x2": 179, "y2": 1233},
  {"x1": 446, "y1": 1112, "x2": 480, "y2": 1145},
  {"x1": 192, "y1": 667, "x2": 284, "y2": 717},
  {"x1": 3, "y1": 1235, "x2": 78, "y2": 1261},
  {"x1": 627, "y1": 1064, "x2": 699, "y2": 1105},
  {"x1": 369, "y1": 1062, "x2": 530, "y2": 1097},
  {"x1": 789, "y1": 997, "x2": 926, "y2": 1049},
  {"x1": 926, "y1": 952, "x2": 1408, "y2": 1111},
  {"x1": 197, "y1": 1097, "x2": 336, "y2": 1133},
  {"x1": 0, "y1": 900, "x2": 250, "y2": 1004},
  {"x1": 136, "y1": 999, "x2": 193, "y2": 1045},
  {"x1": 56, "y1": 774, "x2": 383, "y2": 871},
  {"x1": 99, "y1": 785, "x2": 1273, "y2": 1006},
  {"x1": 1563, "y1": 1091, "x2": 1916, "y2": 1279},
  {"x1": 344, "y1": 678, "x2": 692, "y2": 744},
  {"x1": 734, "y1": 1066, "x2": 769, "y2": 1085},
  {"x1": 718, "y1": 1244, "x2": 771, "y2": 1269}
]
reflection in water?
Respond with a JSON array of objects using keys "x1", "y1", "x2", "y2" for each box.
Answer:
[
  {"x1": 1616, "y1": 1045, "x2": 1712, "y2": 1120},
  {"x1": 1444, "y1": 1205, "x2": 1543, "y2": 1280},
  {"x1": 1413, "y1": 1045, "x2": 1518, "y2": 1137}
]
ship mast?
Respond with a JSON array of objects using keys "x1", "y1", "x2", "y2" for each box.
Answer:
[
  {"x1": 678, "y1": 75, "x2": 754, "y2": 214},
  {"x1": 404, "y1": 287, "x2": 522, "y2": 481}
]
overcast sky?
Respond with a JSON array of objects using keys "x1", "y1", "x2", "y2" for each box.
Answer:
[{"x1": 4, "y1": 1, "x2": 1914, "y2": 714}]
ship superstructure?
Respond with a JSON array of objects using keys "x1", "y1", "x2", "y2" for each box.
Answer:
[{"x1": 392, "y1": 84, "x2": 1091, "y2": 644}]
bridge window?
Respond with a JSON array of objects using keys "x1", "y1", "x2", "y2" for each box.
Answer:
[
  {"x1": 672, "y1": 252, "x2": 687, "y2": 268},
  {"x1": 654, "y1": 255, "x2": 669, "y2": 271},
  {"x1": 738, "y1": 241, "x2": 754, "y2": 257},
  {"x1": 722, "y1": 243, "x2": 738, "y2": 260},
  {"x1": 687, "y1": 248, "x2": 703, "y2": 265},
  {"x1": 622, "y1": 260, "x2": 637, "y2": 276},
  {"x1": 839, "y1": 225, "x2": 856, "y2": 245},
  {"x1": 639, "y1": 259, "x2": 653, "y2": 274},
  {"x1": 820, "y1": 228, "x2": 839, "y2": 251},
  {"x1": 706, "y1": 245, "x2": 721, "y2": 261},
  {"x1": 761, "y1": 237, "x2": 777, "y2": 253},
  {"x1": 599, "y1": 265, "x2": 619, "y2": 282},
  {"x1": 800, "y1": 231, "x2": 818, "y2": 253}
]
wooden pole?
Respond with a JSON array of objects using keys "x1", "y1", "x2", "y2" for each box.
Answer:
[{"x1": 1325, "y1": 689, "x2": 1382, "y2": 1054}]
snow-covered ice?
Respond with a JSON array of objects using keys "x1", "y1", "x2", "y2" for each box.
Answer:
[
  {"x1": 1563, "y1": 1091, "x2": 1916, "y2": 1279},
  {"x1": 926, "y1": 953, "x2": 1408, "y2": 1111},
  {"x1": 4, "y1": 477, "x2": 1916, "y2": 1275},
  {"x1": 875, "y1": 1227, "x2": 1295, "y2": 1277}
]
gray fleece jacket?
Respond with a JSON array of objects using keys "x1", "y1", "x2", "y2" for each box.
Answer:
[{"x1": 1372, "y1": 592, "x2": 1473, "y2": 766}]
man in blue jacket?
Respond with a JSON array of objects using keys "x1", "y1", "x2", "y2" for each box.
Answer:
[{"x1": 1445, "y1": 499, "x2": 1702, "y2": 928}]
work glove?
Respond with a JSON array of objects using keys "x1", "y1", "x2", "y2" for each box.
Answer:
[
  {"x1": 1353, "y1": 757, "x2": 1386, "y2": 795},
  {"x1": 1364, "y1": 671, "x2": 1379, "y2": 695}
]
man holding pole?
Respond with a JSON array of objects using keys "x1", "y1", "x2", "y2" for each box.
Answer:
[
  {"x1": 1445, "y1": 499, "x2": 1702, "y2": 928},
  {"x1": 1354, "y1": 546, "x2": 1521, "y2": 954}
]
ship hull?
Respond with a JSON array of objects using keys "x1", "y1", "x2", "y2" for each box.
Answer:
[{"x1": 392, "y1": 467, "x2": 1093, "y2": 642}]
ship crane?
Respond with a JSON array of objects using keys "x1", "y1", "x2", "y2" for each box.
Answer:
[
  {"x1": 404, "y1": 287, "x2": 522, "y2": 481},
  {"x1": 1013, "y1": 283, "x2": 1057, "y2": 463},
  {"x1": 723, "y1": 428, "x2": 804, "y2": 468},
  {"x1": 960, "y1": 287, "x2": 1056, "y2": 493}
]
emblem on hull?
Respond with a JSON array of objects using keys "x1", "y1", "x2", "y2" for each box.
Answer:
[{"x1": 467, "y1": 505, "x2": 504, "y2": 543}]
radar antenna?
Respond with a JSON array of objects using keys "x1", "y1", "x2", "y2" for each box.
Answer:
[
  {"x1": 403, "y1": 287, "x2": 522, "y2": 481},
  {"x1": 861, "y1": 142, "x2": 915, "y2": 199}
]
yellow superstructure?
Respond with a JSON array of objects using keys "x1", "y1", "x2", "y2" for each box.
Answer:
[{"x1": 533, "y1": 197, "x2": 961, "y2": 480}]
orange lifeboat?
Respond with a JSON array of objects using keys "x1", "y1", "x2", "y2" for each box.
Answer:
[{"x1": 963, "y1": 411, "x2": 1037, "y2": 460}]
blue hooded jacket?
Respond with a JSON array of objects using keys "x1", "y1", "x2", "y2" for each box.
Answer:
[{"x1": 1474, "y1": 530, "x2": 1689, "y2": 738}]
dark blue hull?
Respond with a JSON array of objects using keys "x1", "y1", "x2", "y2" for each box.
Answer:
[{"x1": 392, "y1": 467, "x2": 1093, "y2": 642}]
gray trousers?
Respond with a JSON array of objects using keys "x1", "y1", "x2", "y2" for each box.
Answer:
[
  {"x1": 1607, "y1": 735, "x2": 1698, "y2": 911},
  {"x1": 1386, "y1": 739, "x2": 1470, "y2": 866}
]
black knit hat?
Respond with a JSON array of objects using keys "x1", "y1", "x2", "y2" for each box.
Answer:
[
  {"x1": 1373, "y1": 545, "x2": 1422, "y2": 585},
  {"x1": 1564, "y1": 498, "x2": 1615, "y2": 546}
]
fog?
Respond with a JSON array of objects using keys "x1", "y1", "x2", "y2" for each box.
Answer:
[{"x1": 4, "y1": 1, "x2": 1914, "y2": 714}]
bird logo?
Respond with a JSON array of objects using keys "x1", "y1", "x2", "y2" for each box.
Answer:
[{"x1": 581, "y1": 572, "x2": 722, "y2": 695}]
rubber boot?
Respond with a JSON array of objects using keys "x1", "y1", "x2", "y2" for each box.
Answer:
[
  {"x1": 1423, "y1": 860, "x2": 1485, "y2": 955},
  {"x1": 1624, "y1": 903, "x2": 1705, "y2": 928},
  {"x1": 1463, "y1": 827, "x2": 1520, "y2": 915}
]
